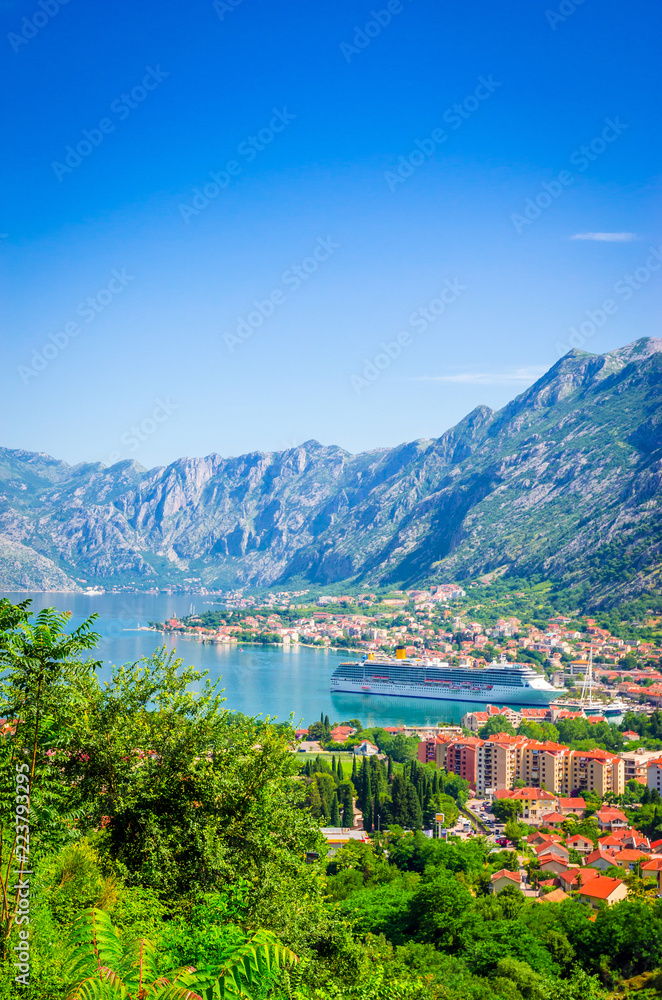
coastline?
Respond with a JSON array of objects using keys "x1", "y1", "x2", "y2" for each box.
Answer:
[{"x1": 147, "y1": 627, "x2": 362, "y2": 654}]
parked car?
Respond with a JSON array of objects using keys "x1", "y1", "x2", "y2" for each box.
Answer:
[{"x1": 496, "y1": 836, "x2": 509, "y2": 847}]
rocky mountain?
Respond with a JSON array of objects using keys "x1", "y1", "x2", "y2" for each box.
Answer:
[{"x1": 1, "y1": 338, "x2": 661, "y2": 607}]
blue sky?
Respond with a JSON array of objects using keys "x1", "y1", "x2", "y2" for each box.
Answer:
[{"x1": 2, "y1": 0, "x2": 660, "y2": 468}]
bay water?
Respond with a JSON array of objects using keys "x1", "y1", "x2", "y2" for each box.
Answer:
[{"x1": 1, "y1": 591, "x2": 493, "y2": 727}]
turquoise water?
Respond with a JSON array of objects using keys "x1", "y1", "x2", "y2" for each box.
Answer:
[{"x1": 1, "y1": 591, "x2": 495, "y2": 727}]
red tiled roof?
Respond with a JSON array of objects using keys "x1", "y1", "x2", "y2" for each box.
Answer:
[
  {"x1": 596, "y1": 807, "x2": 628, "y2": 823},
  {"x1": 614, "y1": 849, "x2": 651, "y2": 862},
  {"x1": 534, "y1": 839, "x2": 568, "y2": 854},
  {"x1": 585, "y1": 848, "x2": 617, "y2": 865},
  {"x1": 541, "y1": 887, "x2": 570, "y2": 903},
  {"x1": 578, "y1": 876, "x2": 625, "y2": 900},
  {"x1": 491, "y1": 869, "x2": 521, "y2": 883},
  {"x1": 528, "y1": 831, "x2": 563, "y2": 844},
  {"x1": 599, "y1": 835, "x2": 625, "y2": 848},
  {"x1": 539, "y1": 854, "x2": 568, "y2": 869},
  {"x1": 507, "y1": 787, "x2": 556, "y2": 801},
  {"x1": 558, "y1": 867, "x2": 600, "y2": 887}
]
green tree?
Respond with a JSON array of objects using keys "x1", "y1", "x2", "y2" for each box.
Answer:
[
  {"x1": 492, "y1": 798, "x2": 524, "y2": 823},
  {"x1": 60, "y1": 648, "x2": 323, "y2": 931},
  {"x1": 0, "y1": 601, "x2": 100, "y2": 950},
  {"x1": 478, "y1": 716, "x2": 516, "y2": 738}
]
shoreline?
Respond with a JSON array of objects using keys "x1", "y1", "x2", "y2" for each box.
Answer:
[{"x1": 148, "y1": 627, "x2": 363, "y2": 654}]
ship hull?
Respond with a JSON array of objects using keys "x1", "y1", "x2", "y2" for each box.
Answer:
[{"x1": 330, "y1": 678, "x2": 560, "y2": 706}]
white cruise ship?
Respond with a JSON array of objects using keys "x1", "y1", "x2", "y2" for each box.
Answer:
[{"x1": 330, "y1": 650, "x2": 564, "y2": 706}]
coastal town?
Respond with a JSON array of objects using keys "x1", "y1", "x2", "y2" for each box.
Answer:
[
  {"x1": 154, "y1": 582, "x2": 662, "y2": 715},
  {"x1": 292, "y1": 707, "x2": 662, "y2": 910}
]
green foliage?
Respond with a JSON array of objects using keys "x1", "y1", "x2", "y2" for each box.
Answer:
[
  {"x1": 65, "y1": 907, "x2": 297, "y2": 999},
  {"x1": 0, "y1": 600, "x2": 658, "y2": 1000},
  {"x1": 0, "y1": 600, "x2": 101, "y2": 948},
  {"x1": 40, "y1": 841, "x2": 111, "y2": 926},
  {"x1": 492, "y1": 798, "x2": 524, "y2": 823},
  {"x1": 478, "y1": 716, "x2": 516, "y2": 738}
]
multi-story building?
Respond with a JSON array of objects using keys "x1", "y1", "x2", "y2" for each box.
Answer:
[
  {"x1": 538, "y1": 743, "x2": 575, "y2": 794},
  {"x1": 497, "y1": 787, "x2": 558, "y2": 822},
  {"x1": 476, "y1": 735, "x2": 526, "y2": 794},
  {"x1": 440, "y1": 737, "x2": 482, "y2": 786},
  {"x1": 568, "y1": 750, "x2": 624, "y2": 798},
  {"x1": 420, "y1": 736, "x2": 625, "y2": 797},
  {"x1": 417, "y1": 735, "x2": 446, "y2": 764},
  {"x1": 619, "y1": 748, "x2": 662, "y2": 784},
  {"x1": 647, "y1": 757, "x2": 662, "y2": 794}
]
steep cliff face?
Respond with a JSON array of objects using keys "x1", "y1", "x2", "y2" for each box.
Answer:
[{"x1": 1, "y1": 339, "x2": 660, "y2": 607}]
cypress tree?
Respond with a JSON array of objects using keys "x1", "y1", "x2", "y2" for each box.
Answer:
[
  {"x1": 337, "y1": 760, "x2": 345, "y2": 781},
  {"x1": 330, "y1": 793, "x2": 340, "y2": 826},
  {"x1": 405, "y1": 784, "x2": 423, "y2": 829},
  {"x1": 332, "y1": 755, "x2": 337, "y2": 776},
  {"x1": 324, "y1": 714, "x2": 330, "y2": 729},
  {"x1": 358, "y1": 758, "x2": 367, "y2": 811},
  {"x1": 373, "y1": 786, "x2": 381, "y2": 832},
  {"x1": 389, "y1": 773, "x2": 408, "y2": 826},
  {"x1": 387, "y1": 756, "x2": 393, "y2": 781},
  {"x1": 352, "y1": 755, "x2": 358, "y2": 782},
  {"x1": 342, "y1": 794, "x2": 353, "y2": 828},
  {"x1": 363, "y1": 796, "x2": 373, "y2": 833},
  {"x1": 320, "y1": 711, "x2": 324, "y2": 725},
  {"x1": 308, "y1": 780, "x2": 322, "y2": 818}
]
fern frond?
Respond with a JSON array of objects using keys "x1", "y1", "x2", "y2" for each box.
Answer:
[
  {"x1": 120, "y1": 936, "x2": 160, "y2": 994},
  {"x1": 66, "y1": 965, "x2": 128, "y2": 999},
  {"x1": 201, "y1": 933, "x2": 298, "y2": 999},
  {"x1": 66, "y1": 908, "x2": 124, "y2": 983}
]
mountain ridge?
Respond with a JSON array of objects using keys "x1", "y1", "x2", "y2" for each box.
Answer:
[{"x1": 1, "y1": 337, "x2": 660, "y2": 608}]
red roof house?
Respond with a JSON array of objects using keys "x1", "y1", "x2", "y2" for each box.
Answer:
[{"x1": 578, "y1": 876, "x2": 627, "y2": 907}]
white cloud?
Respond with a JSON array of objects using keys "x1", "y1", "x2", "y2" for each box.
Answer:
[
  {"x1": 412, "y1": 367, "x2": 546, "y2": 386},
  {"x1": 570, "y1": 232, "x2": 639, "y2": 242}
]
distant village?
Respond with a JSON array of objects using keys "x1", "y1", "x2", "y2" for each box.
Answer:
[{"x1": 154, "y1": 582, "x2": 662, "y2": 714}]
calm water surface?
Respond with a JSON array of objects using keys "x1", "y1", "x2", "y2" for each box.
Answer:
[{"x1": 2, "y1": 592, "x2": 500, "y2": 727}]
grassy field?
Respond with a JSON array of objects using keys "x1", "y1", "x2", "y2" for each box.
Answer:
[{"x1": 293, "y1": 750, "x2": 359, "y2": 765}]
